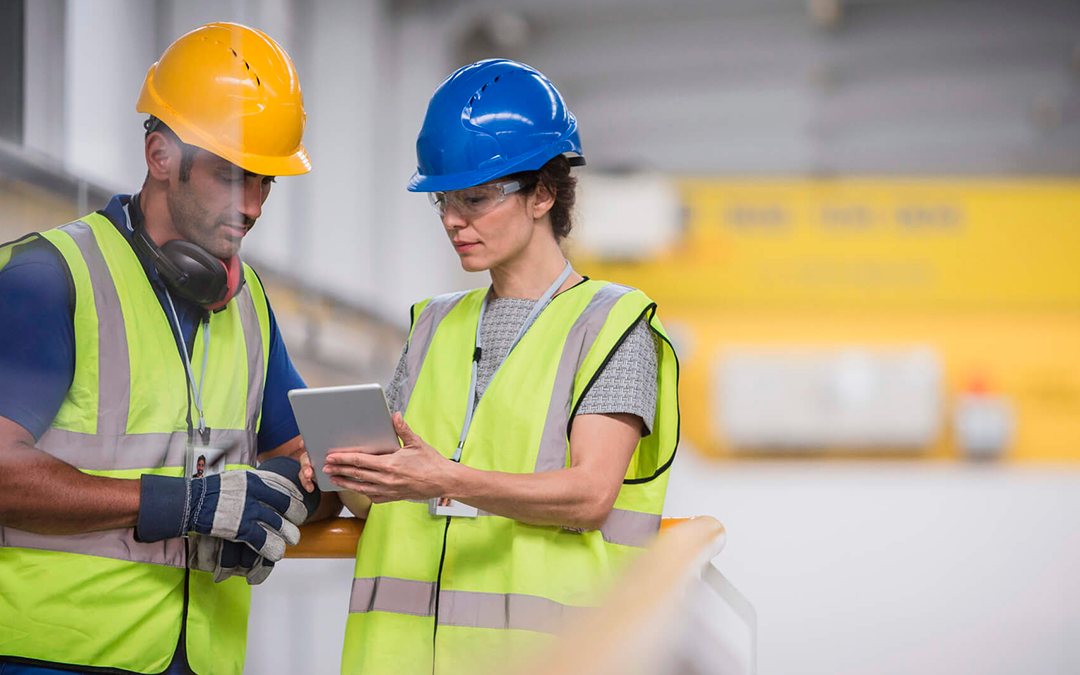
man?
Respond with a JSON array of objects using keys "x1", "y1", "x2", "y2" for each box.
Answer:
[{"x1": 0, "y1": 23, "x2": 335, "y2": 675}]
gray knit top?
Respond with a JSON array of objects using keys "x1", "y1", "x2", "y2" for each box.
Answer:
[{"x1": 386, "y1": 296, "x2": 660, "y2": 434}]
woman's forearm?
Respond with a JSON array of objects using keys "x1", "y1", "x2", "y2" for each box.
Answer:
[
  {"x1": 339, "y1": 490, "x2": 372, "y2": 519},
  {"x1": 444, "y1": 462, "x2": 616, "y2": 530}
]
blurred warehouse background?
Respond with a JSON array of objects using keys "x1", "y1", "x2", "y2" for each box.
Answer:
[{"x1": 1, "y1": 0, "x2": 1079, "y2": 673}]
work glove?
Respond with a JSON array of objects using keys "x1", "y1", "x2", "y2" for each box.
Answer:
[
  {"x1": 137, "y1": 456, "x2": 320, "y2": 563},
  {"x1": 189, "y1": 535, "x2": 276, "y2": 585}
]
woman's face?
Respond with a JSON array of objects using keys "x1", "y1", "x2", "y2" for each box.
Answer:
[{"x1": 439, "y1": 182, "x2": 554, "y2": 272}]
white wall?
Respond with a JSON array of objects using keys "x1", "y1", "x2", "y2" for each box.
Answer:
[
  {"x1": 665, "y1": 453, "x2": 1080, "y2": 675},
  {"x1": 63, "y1": 0, "x2": 158, "y2": 189}
]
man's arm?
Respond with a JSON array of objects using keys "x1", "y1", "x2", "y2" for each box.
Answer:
[
  {"x1": 252, "y1": 289, "x2": 343, "y2": 522},
  {"x1": 0, "y1": 244, "x2": 140, "y2": 533},
  {"x1": 0, "y1": 415, "x2": 141, "y2": 533}
]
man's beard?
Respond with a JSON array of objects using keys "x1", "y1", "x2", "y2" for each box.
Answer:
[{"x1": 166, "y1": 188, "x2": 236, "y2": 259}]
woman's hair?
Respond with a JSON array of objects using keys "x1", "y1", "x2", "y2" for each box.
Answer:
[{"x1": 514, "y1": 155, "x2": 578, "y2": 241}]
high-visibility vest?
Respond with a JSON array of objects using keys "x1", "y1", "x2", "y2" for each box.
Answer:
[
  {"x1": 341, "y1": 280, "x2": 680, "y2": 675},
  {"x1": 0, "y1": 212, "x2": 271, "y2": 675}
]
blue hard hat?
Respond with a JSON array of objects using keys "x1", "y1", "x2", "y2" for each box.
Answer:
[{"x1": 407, "y1": 59, "x2": 585, "y2": 192}]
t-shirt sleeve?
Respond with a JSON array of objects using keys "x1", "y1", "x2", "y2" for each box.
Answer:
[
  {"x1": 384, "y1": 344, "x2": 409, "y2": 415},
  {"x1": 256, "y1": 294, "x2": 307, "y2": 454},
  {"x1": 0, "y1": 242, "x2": 76, "y2": 440},
  {"x1": 575, "y1": 316, "x2": 660, "y2": 436}
]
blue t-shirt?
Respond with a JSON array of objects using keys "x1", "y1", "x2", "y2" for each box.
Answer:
[{"x1": 0, "y1": 194, "x2": 306, "y2": 453}]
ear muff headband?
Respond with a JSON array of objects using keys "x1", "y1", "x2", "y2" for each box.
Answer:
[{"x1": 133, "y1": 226, "x2": 245, "y2": 310}]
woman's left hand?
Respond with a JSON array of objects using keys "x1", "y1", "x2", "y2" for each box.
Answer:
[
  {"x1": 324, "y1": 412, "x2": 456, "y2": 503},
  {"x1": 288, "y1": 439, "x2": 317, "y2": 493}
]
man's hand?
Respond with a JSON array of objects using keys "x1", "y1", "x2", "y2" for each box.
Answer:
[
  {"x1": 324, "y1": 413, "x2": 456, "y2": 504},
  {"x1": 190, "y1": 535, "x2": 276, "y2": 585},
  {"x1": 136, "y1": 456, "x2": 319, "y2": 562}
]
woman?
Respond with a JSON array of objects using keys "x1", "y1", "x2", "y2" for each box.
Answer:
[{"x1": 324, "y1": 59, "x2": 679, "y2": 675}]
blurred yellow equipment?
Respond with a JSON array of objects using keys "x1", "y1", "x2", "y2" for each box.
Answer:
[{"x1": 136, "y1": 22, "x2": 311, "y2": 176}]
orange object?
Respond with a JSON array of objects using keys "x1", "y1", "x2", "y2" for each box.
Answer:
[
  {"x1": 287, "y1": 517, "x2": 691, "y2": 559},
  {"x1": 137, "y1": 22, "x2": 311, "y2": 176},
  {"x1": 287, "y1": 517, "x2": 366, "y2": 558}
]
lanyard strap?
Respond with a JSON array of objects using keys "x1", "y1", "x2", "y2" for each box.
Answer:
[
  {"x1": 164, "y1": 288, "x2": 211, "y2": 441},
  {"x1": 451, "y1": 261, "x2": 574, "y2": 462}
]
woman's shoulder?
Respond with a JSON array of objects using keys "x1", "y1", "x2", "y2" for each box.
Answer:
[
  {"x1": 411, "y1": 286, "x2": 487, "y2": 311},
  {"x1": 575, "y1": 278, "x2": 655, "y2": 304}
]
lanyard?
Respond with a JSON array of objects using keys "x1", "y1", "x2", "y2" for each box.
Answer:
[
  {"x1": 451, "y1": 261, "x2": 573, "y2": 462},
  {"x1": 164, "y1": 287, "x2": 211, "y2": 443}
]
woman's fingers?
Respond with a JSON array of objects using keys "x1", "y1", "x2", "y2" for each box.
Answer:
[
  {"x1": 298, "y1": 453, "x2": 316, "y2": 493},
  {"x1": 392, "y1": 412, "x2": 420, "y2": 445},
  {"x1": 329, "y1": 476, "x2": 397, "y2": 502},
  {"x1": 326, "y1": 450, "x2": 384, "y2": 469},
  {"x1": 324, "y1": 463, "x2": 383, "y2": 484}
]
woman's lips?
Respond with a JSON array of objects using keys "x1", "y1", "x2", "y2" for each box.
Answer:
[{"x1": 453, "y1": 241, "x2": 478, "y2": 252}]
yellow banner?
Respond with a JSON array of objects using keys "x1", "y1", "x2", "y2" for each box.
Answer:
[
  {"x1": 574, "y1": 179, "x2": 1080, "y2": 462},
  {"x1": 584, "y1": 179, "x2": 1080, "y2": 308}
]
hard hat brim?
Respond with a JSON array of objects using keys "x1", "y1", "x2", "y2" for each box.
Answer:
[{"x1": 407, "y1": 142, "x2": 583, "y2": 193}]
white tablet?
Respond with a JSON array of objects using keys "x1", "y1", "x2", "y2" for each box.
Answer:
[{"x1": 288, "y1": 384, "x2": 400, "y2": 492}]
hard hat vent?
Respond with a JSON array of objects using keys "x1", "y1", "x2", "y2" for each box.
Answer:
[
  {"x1": 201, "y1": 35, "x2": 263, "y2": 88},
  {"x1": 465, "y1": 71, "x2": 515, "y2": 116}
]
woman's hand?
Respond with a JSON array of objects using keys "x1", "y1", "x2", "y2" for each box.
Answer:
[
  {"x1": 289, "y1": 439, "x2": 318, "y2": 493},
  {"x1": 324, "y1": 413, "x2": 457, "y2": 504}
]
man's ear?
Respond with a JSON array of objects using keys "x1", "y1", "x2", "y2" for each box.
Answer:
[
  {"x1": 145, "y1": 131, "x2": 175, "y2": 183},
  {"x1": 529, "y1": 181, "x2": 556, "y2": 221}
]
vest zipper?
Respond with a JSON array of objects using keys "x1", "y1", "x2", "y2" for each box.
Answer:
[
  {"x1": 179, "y1": 538, "x2": 191, "y2": 669},
  {"x1": 431, "y1": 515, "x2": 452, "y2": 675}
]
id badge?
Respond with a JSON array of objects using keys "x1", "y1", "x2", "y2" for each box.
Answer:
[
  {"x1": 428, "y1": 497, "x2": 478, "y2": 518},
  {"x1": 185, "y1": 438, "x2": 228, "y2": 480}
]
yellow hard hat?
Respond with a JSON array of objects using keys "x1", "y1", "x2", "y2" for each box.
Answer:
[{"x1": 136, "y1": 22, "x2": 311, "y2": 176}]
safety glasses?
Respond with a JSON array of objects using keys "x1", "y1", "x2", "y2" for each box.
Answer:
[{"x1": 428, "y1": 179, "x2": 532, "y2": 218}]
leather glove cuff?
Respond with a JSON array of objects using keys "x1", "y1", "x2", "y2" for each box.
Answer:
[{"x1": 135, "y1": 473, "x2": 200, "y2": 542}]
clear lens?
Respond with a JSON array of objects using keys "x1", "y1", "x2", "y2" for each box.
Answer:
[{"x1": 428, "y1": 180, "x2": 525, "y2": 218}]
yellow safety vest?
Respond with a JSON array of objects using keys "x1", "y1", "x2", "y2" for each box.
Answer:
[
  {"x1": 0, "y1": 212, "x2": 271, "y2": 675},
  {"x1": 341, "y1": 280, "x2": 680, "y2": 674}
]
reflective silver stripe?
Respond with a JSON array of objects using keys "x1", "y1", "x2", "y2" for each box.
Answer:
[
  {"x1": 3, "y1": 527, "x2": 186, "y2": 568},
  {"x1": 598, "y1": 508, "x2": 662, "y2": 548},
  {"x1": 535, "y1": 283, "x2": 635, "y2": 473},
  {"x1": 469, "y1": 506, "x2": 660, "y2": 548},
  {"x1": 349, "y1": 576, "x2": 436, "y2": 617},
  {"x1": 439, "y1": 589, "x2": 586, "y2": 634},
  {"x1": 59, "y1": 220, "x2": 130, "y2": 436},
  {"x1": 348, "y1": 577, "x2": 585, "y2": 634},
  {"x1": 399, "y1": 291, "x2": 469, "y2": 412},
  {"x1": 235, "y1": 283, "x2": 265, "y2": 438},
  {"x1": 36, "y1": 428, "x2": 255, "y2": 472}
]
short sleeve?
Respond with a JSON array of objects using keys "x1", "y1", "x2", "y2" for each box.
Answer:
[
  {"x1": 255, "y1": 294, "x2": 307, "y2": 453},
  {"x1": 575, "y1": 317, "x2": 659, "y2": 435},
  {"x1": 0, "y1": 242, "x2": 76, "y2": 439},
  {"x1": 384, "y1": 344, "x2": 409, "y2": 414}
]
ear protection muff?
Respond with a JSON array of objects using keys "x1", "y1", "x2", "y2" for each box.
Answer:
[{"x1": 133, "y1": 226, "x2": 245, "y2": 311}]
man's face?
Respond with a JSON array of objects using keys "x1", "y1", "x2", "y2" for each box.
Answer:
[
  {"x1": 166, "y1": 148, "x2": 275, "y2": 259},
  {"x1": 196, "y1": 457, "x2": 205, "y2": 472}
]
